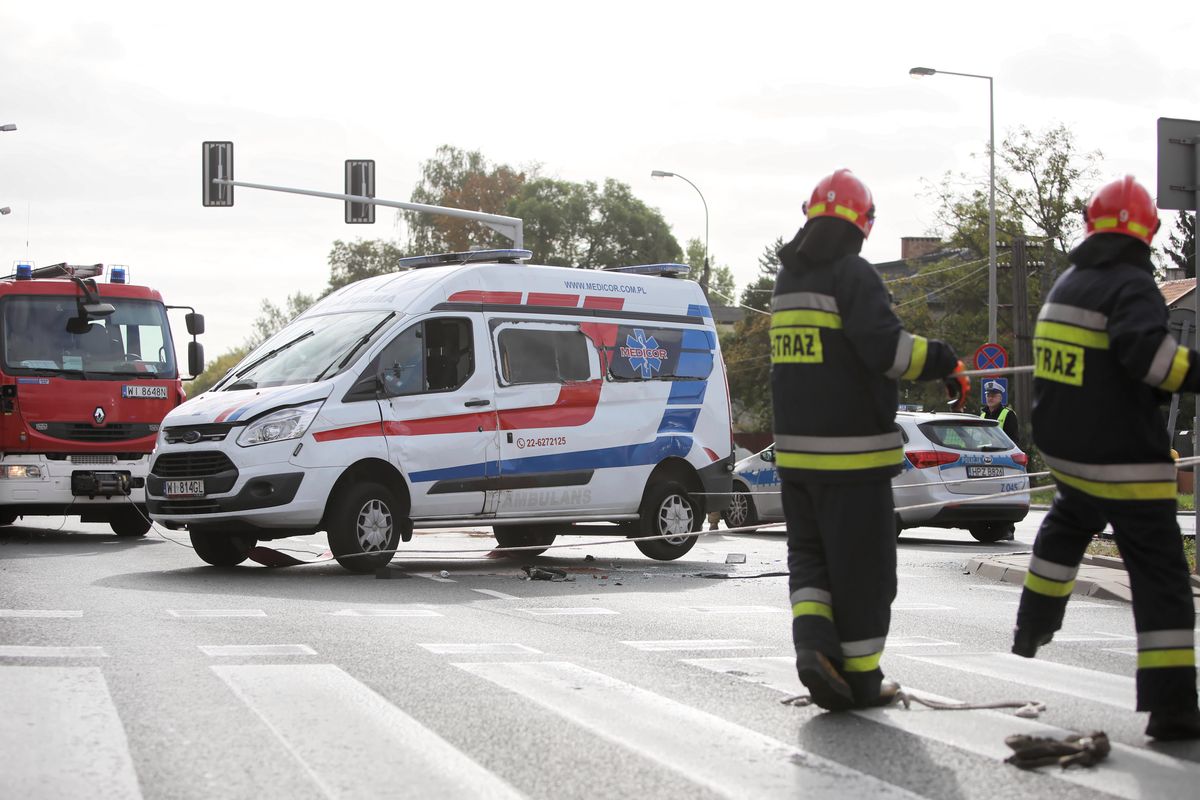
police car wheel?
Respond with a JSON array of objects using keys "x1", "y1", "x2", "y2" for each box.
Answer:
[
  {"x1": 110, "y1": 507, "x2": 152, "y2": 538},
  {"x1": 492, "y1": 525, "x2": 557, "y2": 558},
  {"x1": 969, "y1": 523, "x2": 1014, "y2": 543},
  {"x1": 189, "y1": 527, "x2": 256, "y2": 567},
  {"x1": 635, "y1": 481, "x2": 700, "y2": 561},
  {"x1": 722, "y1": 483, "x2": 759, "y2": 530},
  {"x1": 328, "y1": 482, "x2": 401, "y2": 573},
  {"x1": 0, "y1": 511, "x2": 17, "y2": 526}
]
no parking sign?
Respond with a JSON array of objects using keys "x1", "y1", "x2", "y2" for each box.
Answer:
[{"x1": 974, "y1": 343, "x2": 1009, "y2": 406}]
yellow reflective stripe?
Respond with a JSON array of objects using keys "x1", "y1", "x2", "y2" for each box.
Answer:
[
  {"x1": 776, "y1": 447, "x2": 904, "y2": 471},
  {"x1": 771, "y1": 310, "x2": 843, "y2": 329},
  {"x1": 1159, "y1": 346, "x2": 1190, "y2": 392},
  {"x1": 843, "y1": 652, "x2": 882, "y2": 673},
  {"x1": 1034, "y1": 321, "x2": 1110, "y2": 349},
  {"x1": 1092, "y1": 216, "x2": 1119, "y2": 230},
  {"x1": 833, "y1": 204, "x2": 859, "y2": 222},
  {"x1": 792, "y1": 601, "x2": 834, "y2": 621},
  {"x1": 1127, "y1": 221, "x2": 1151, "y2": 237},
  {"x1": 1050, "y1": 469, "x2": 1177, "y2": 501},
  {"x1": 807, "y1": 202, "x2": 827, "y2": 218},
  {"x1": 901, "y1": 335, "x2": 928, "y2": 380},
  {"x1": 1138, "y1": 649, "x2": 1196, "y2": 669},
  {"x1": 1023, "y1": 571, "x2": 1075, "y2": 598}
]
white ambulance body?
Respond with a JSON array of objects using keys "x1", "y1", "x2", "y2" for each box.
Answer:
[{"x1": 149, "y1": 250, "x2": 734, "y2": 571}]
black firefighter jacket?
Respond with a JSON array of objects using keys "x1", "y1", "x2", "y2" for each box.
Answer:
[
  {"x1": 1033, "y1": 234, "x2": 1200, "y2": 501},
  {"x1": 770, "y1": 220, "x2": 959, "y2": 484}
]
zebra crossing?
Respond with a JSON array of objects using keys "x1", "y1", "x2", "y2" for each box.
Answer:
[{"x1": 2, "y1": 634, "x2": 1197, "y2": 799}]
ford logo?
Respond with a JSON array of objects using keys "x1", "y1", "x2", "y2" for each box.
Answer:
[{"x1": 182, "y1": 430, "x2": 202, "y2": 444}]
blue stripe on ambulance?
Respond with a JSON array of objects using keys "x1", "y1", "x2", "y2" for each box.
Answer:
[
  {"x1": 658, "y1": 408, "x2": 701, "y2": 433},
  {"x1": 667, "y1": 382, "x2": 707, "y2": 405}
]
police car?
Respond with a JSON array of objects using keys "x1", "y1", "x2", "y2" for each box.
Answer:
[{"x1": 724, "y1": 411, "x2": 1029, "y2": 542}]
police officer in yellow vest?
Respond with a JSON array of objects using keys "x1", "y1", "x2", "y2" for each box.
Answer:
[
  {"x1": 980, "y1": 380, "x2": 1021, "y2": 449},
  {"x1": 1013, "y1": 175, "x2": 1199, "y2": 740},
  {"x1": 772, "y1": 169, "x2": 969, "y2": 711}
]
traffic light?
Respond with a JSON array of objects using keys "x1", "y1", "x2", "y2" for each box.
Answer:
[
  {"x1": 345, "y1": 159, "x2": 375, "y2": 224},
  {"x1": 202, "y1": 142, "x2": 234, "y2": 207}
]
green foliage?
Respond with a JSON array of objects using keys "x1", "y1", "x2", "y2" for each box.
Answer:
[
  {"x1": 721, "y1": 312, "x2": 773, "y2": 432},
  {"x1": 1164, "y1": 211, "x2": 1196, "y2": 278},
  {"x1": 326, "y1": 239, "x2": 408, "y2": 294},
  {"x1": 684, "y1": 239, "x2": 735, "y2": 304},
  {"x1": 249, "y1": 291, "x2": 317, "y2": 348},
  {"x1": 739, "y1": 237, "x2": 784, "y2": 312},
  {"x1": 185, "y1": 346, "x2": 248, "y2": 396}
]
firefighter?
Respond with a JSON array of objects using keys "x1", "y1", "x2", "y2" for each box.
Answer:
[
  {"x1": 1013, "y1": 175, "x2": 1200, "y2": 740},
  {"x1": 772, "y1": 169, "x2": 968, "y2": 710}
]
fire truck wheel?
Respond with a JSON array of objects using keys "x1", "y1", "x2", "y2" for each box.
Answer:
[
  {"x1": 328, "y1": 482, "x2": 400, "y2": 573},
  {"x1": 634, "y1": 481, "x2": 700, "y2": 561},
  {"x1": 110, "y1": 508, "x2": 152, "y2": 537},
  {"x1": 492, "y1": 525, "x2": 557, "y2": 558},
  {"x1": 189, "y1": 527, "x2": 256, "y2": 567}
]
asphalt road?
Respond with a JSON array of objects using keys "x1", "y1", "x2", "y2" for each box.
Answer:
[{"x1": 1, "y1": 511, "x2": 1198, "y2": 799}]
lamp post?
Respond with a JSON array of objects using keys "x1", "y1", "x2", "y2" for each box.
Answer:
[
  {"x1": 0, "y1": 207, "x2": 11, "y2": 216},
  {"x1": 0, "y1": 124, "x2": 16, "y2": 132},
  {"x1": 650, "y1": 170, "x2": 710, "y2": 292},
  {"x1": 910, "y1": 66, "x2": 997, "y2": 345}
]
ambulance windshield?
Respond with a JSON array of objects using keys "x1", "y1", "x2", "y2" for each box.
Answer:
[
  {"x1": 217, "y1": 310, "x2": 395, "y2": 391},
  {"x1": 1, "y1": 295, "x2": 177, "y2": 380}
]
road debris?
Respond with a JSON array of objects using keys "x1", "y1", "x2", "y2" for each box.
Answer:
[
  {"x1": 1004, "y1": 731, "x2": 1110, "y2": 769},
  {"x1": 523, "y1": 566, "x2": 574, "y2": 582},
  {"x1": 725, "y1": 553, "x2": 747, "y2": 564}
]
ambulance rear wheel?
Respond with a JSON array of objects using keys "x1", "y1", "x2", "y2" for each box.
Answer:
[
  {"x1": 722, "y1": 482, "x2": 759, "y2": 530},
  {"x1": 634, "y1": 481, "x2": 700, "y2": 561},
  {"x1": 110, "y1": 507, "x2": 152, "y2": 537},
  {"x1": 328, "y1": 482, "x2": 401, "y2": 573},
  {"x1": 492, "y1": 525, "x2": 557, "y2": 559},
  {"x1": 189, "y1": 527, "x2": 256, "y2": 567}
]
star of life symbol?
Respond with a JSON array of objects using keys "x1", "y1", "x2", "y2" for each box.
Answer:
[{"x1": 622, "y1": 328, "x2": 667, "y2": 378}]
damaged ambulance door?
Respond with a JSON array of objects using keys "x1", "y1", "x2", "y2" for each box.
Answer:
[
  {"x1": 487, "y1": 317, "x2": 604, "y2": 518},
  {"x1": 377, "y1": 315, "x2": 499, "y2": 518}
]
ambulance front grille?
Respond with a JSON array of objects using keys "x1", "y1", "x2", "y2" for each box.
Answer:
[{"x1": 152, "y1": 451, "x2": 236, "y2": 479}]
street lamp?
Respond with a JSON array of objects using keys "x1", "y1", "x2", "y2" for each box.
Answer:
[
  {"x1": 650, "y1": 169, "x2": 710, "y2": 292},
  {"x1": 909, "y1": 66, "x2": 997, "y2": 345},
  {"x1": 0, "y1": 208, "x2": 11, "y2": 215},
  {"x1": 0, "y1": 124, "x2": 16, "y2": 132}
]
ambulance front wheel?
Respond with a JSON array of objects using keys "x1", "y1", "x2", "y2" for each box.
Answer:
[
  {"x1": 189, "y1": 526, "x2": 256, "y2": 567},
  {"x1": 634, "y1": 481, "x2": 700, "y2": 561},
  {"x1": 328, "y1": 481, "x2": 401, "y2": 573},
  {"x1": 492, "y1": 525, "x2": 557, "y2": 558}
]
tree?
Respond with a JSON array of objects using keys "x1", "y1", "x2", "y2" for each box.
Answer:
[
  {"x1": 186, "y1": 346, "x2": 248, "y2": 396},
  {"x1": 739, "y1": 237, "x2": 784, "y2": 312},
  {"x1": 403, "y1": 145, "x2": 529, "y2": 253},
  {"x1": 684, "y1": 239, "x2": 735, "y2": 304},
  {"x1": 326, "y1": 239, "x2": 408, "y2": 294},
  {"x1": 722, "y1": 313, "x2": 773, "y2": 432},
  {"x1": 249, "y1": 291, "x2": 317, "y2": 348},
  {"x1": 1164, "y1": 211, "x2": 1196, "y2": 278}
]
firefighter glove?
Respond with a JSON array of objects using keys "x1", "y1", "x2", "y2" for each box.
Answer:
[{"x1": 944, "y1": 360, "x2": 969, "y2": 412}]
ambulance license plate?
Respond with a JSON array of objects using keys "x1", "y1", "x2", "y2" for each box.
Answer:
[
  {"x1": 966, "y1": 466, "x2": 1004, "y2": 478},
  {"x1": 165, "y1": 480, "x2": 205, "y2": 497}
]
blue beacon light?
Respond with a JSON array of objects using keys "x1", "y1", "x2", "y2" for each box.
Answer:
[
  {"x1": 109, "y1": 266, "x2": 127, "y2": 284},
  {"x1": 15, "y1": 263, "x2": 33, "y2": 280}
]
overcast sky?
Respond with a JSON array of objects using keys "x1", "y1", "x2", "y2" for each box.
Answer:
[{"x1": 1, "y1": 1, "x2": 1197, "y2": 358}]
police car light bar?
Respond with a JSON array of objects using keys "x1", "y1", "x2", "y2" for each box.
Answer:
[
  {"x1": 397, "y1": 249, "x2": 533, "y2": 270},
  {"x1": 28, "y1": 263, "x2": 105, "y2": 280},
  {"x1": 601, "y1": 263, "x2": 691, "y2": 278}
]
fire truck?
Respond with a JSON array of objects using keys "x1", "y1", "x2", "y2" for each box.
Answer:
[{"x1": 0, "y1": 262, "x2": 203, "y2": 536}]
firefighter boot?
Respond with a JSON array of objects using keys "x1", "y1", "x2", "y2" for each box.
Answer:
[
  {"x1": 1011, "y1": 627, "x2": 1054, "y2": 658},
  {"x1": 856, "y1": 679, "x2": 902, "y2": 709},
  {"x1": 1145, "y1": 709, "x2": 1200, "y2": 741},
  {"x1": 795, "y1": 649, "x2": 854, "y2": 712}
]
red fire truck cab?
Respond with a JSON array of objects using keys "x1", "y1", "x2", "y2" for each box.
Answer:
[{"x1": 0, "y1": 262, "x2": 203, "y2": 536}]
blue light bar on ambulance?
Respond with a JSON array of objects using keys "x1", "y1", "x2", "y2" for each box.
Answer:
[
  {"x1": 601, "y1": 263, "x2": 691, "y2": 278},
  {"x1": 397, "y1": 249, "x2": 533, "y2": 270},
  {"x1": 109, "y1": 265, "x2": 127, "y2": 284},
  {"x1": 15, "y1": 262, "x2": 33, "y2": 280}
]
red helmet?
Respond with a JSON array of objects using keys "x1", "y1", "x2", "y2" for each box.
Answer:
[
  {"x1": 1084, "y1": 175, "x2": 1160, "y2": 245},
  {"x1": 803, "y1": 169, "x2": 875, "y2": 238}
]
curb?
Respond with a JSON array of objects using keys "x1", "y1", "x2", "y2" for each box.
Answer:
[{"x1": 964, "y1": 554, "x2": 1132, "y2": 603}]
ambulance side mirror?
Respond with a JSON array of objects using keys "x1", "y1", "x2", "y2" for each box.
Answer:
[
  {"x1": 187, "y1": 341, "x2": 205, "y2": 380},
  {"x1": 343, "y1": 373, "x2": 382, "y2": 403}
]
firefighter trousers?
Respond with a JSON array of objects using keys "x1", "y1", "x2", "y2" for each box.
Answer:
[
  {"x1": 783, "y1": 478, "x2": 896, "y2": 703},
  {"x1": 1015, "y1": 483, "x2": 1197, "y2": 713}
]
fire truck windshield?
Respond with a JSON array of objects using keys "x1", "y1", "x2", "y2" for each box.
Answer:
[{"x1": 1, "y1": 296, "x2": 177, "y2": 380}]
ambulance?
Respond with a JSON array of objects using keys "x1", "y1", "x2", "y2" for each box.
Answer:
[{"x1": 149, "y1": 250, "x2": 734, "y2": 571}]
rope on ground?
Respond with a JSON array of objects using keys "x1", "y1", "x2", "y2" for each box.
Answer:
[{"x1": 779, "y1": 690, "x2": 1046, "y2": 718}]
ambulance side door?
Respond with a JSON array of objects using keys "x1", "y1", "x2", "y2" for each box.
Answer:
[{"x1": 376, "y1": 315, "x2": 499, "y2": 517}]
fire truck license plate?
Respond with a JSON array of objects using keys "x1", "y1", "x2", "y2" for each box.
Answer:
[
  {"x1": 966, "y1": 466, "x2": 1005, "y2": 478},
  {"x1": 165, "y1": 480, "x2": 205, "y2": 497},
  {"x1": 123, "y1": 385, "x2": 169, "y2": 399}
]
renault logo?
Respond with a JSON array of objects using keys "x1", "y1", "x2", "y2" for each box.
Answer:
[{"x1": 93, "y1": 406, "x2": 106, "y2": 425}]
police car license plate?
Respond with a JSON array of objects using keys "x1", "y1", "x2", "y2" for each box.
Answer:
[
  {"x1": 165, "y1": 480, "x2": 205, "y2": 497},
  {"x1": 966, "y1": 466, "x2": 1004, "y2": 478},
  {"x1": 123, "y1": 385, "x2": 168, "y2": 399}
]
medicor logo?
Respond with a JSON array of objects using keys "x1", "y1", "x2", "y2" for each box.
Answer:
[{"x1": 620, "y1": 329, "x2": 668, "y2": 378}]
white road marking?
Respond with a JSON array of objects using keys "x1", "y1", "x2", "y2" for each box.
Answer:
[
  {"x1": 167, "y1": 609, "x2": 267, "y2": 618},
  {"x1": 518, "y1": 607, "x2": 617, "y2": 616},
  {"x1": 419, "y1": 643, "x2": 542, "y2": 655},
  {"x1": 199, "y1": 645, "x2": 316, "y2": 657},
  {"x1": 901, "y1": 652, "x2": 1136, "y2": 710},
  {"x1": 470, "y1": 588, "x2": 521, "y2": 600},
  {"x1": 0, "y1": 666, "x2": 141, "y2": 798},
  {"x1": 681, "y1": 605, "x2": 787, "y2": 614},
  {"x1": 1052, "y1": 631, "x2": 1135, "y2": 643},
  {"x1": 892, "y1": 603, "x2": 956, "y2": 611},
  {"x1": 686, "y1": 656, "x2": 1200, "y2": 800},
  {"x1": 0, "y1": 609, "x2": 83, "y2": 618},
  {"x1": 455, "y1": 660, "x2": 919, "y2": 799},
  {"x1": 329, "y1": 608, "x2": 443, "y2": 617},
  {"x1": 621, "y1": 639, "x2": 760, "y2": 652},
  {"x1": 887, "y1": 636, "x2": 959, "y2": 648},
  {"x1": 0, "y1": 645, "x2": 108, "y2": 658},
  {"x1": 212, "y1": 664, "x2": 522, "y2": 798},
  {"x1": 415, "y1": 572, "x2": 457, "y2": 583}
]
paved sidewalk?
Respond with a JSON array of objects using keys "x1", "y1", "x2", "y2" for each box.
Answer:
[{"x1": 965, "y1": 551, "x2": 1200, "y2": 607}]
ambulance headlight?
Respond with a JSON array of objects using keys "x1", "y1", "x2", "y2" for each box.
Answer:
[{"x1": 237, "y1": 402, "x2": 322, "y2": 447}]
